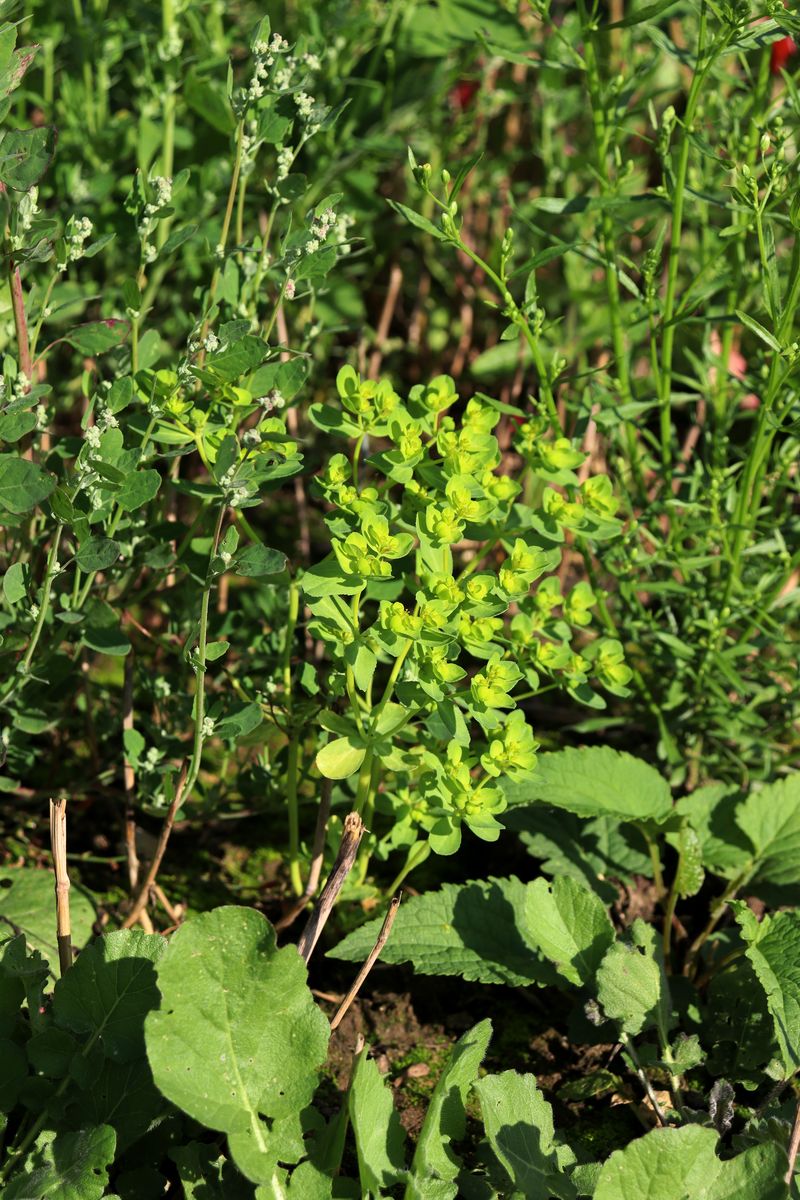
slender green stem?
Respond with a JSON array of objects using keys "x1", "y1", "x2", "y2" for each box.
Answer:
[
  {"x1": 386, "y1": 839, "x2": 429, "y2": 896},
  {"x1": 183, "y1": 505, "x2": 226, "y2": 799},
  {"x1": 662, "y1": 870, "x2": 679, "y2": 968},
  {"x1": 286, "y1": 735, "x2": 303, "y2": 896},
  {"x1": 657, "y1": 3, "x2": 710, "y2": 477},
  {"x1": 640, "y1": 827, "x2": 665, "y2": 897},
  {"x1": 372, "y1": 639, "x2": 412, "y2": 722},
  {"x1": 682, "y1": 866, "x2": 752, "y2": 978},
  {"x1": 200, "y1": 118, "x2": 246, "y2": 342},
  {"x1": 19, "y1": 527, "x2": 63, "y2": 676}
]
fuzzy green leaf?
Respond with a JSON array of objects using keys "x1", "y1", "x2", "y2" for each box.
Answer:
[
  {"x1": 735, "y1": 775, "x2": 800, "y2": 888},
  {"x1": 64, "y1": 319, "x2": 129, "y2": 356},
  {"x1": 408, "y1": 1020, "x2": 492, "y2": 1195},
  {"x1": 349, "y1": 1046, "x2": 407, "y2": 1192},
  {"x1": 596, "y1": 928, "x2": 665, "y2": 1036},
  {"x1": 523, "y1": 876, "x2": 615, "y2": 986},
  {"x1": 736, "y1": 904, "x2": 800, "y2": 1074},
  {"x1": 595, "y1": 1124, "x2": 789, "y2": 1200},
  {"x1": 507, "y1": 747, "x2": 672, "y2": 823},
  {"x1": 232, "y1": 544, "x2": 286, "y2": 578},
  {"x1": 329, "y1": 878, "x2": 558, "y2": 987},
  {"x1": 475, "y1": 1070, "x2": 575, "y2": 1199},
  {"x1": 74, "y1": 537, "x2": 121, "y2": 573},
  {"x1": 145, "y1": 906, "x2": 330, "y2": 1184}
]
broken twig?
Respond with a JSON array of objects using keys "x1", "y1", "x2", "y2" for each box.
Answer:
[
  {"x1": 122, "y1": 762, "x2": 187, "y2": 930},
  {"x1": 330, "y1": 893, "x2": 402, "y2": 1031},
  {"x1": 49, "y1": 798, "x2": 72, "y2": 976},
  {"x1": 296, "y1": 812, "x2": 364, "y2": 963}
]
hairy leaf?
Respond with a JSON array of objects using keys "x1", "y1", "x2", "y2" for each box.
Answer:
[
  {"x1": 736, "y1": 904, "x2": 800, "y2": 1073},
  {"x1": 3, "y1": 1125, "x2": 116, "y2": 1199},
  {"x1": 523, "y1": 876, "x2": 615, "y2": 986},
  {"x1": 349, "y1": 1046, "x2": 407, "y2": 1192},
  {"x1": 329, "y1": 878, "x2": 558, "y2": 987},
  {"x1": 505, "y1": 747, "x2": 672, "y2": 823},
  {"x1": 475, "y1": 1070, "x2": 575, "y2": 1198},
  {"x1": 0, "y1": 868, "x2": 96, "y2": 967}
]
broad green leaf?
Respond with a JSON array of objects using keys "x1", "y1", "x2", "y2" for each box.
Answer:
[
  {"x1": 523, "y1": 876, "x2": 614, "y2": 986},
  {"x1": 233, "y1": 544, "x2": 287, "y2": 577},
  {"x1": 145, "y1": 906, "x2": 330, "y2": 1184},
  {"x1": 0, "y1": 1036, "x2": 27, "y2": 1111},
  {"x1": 675, "y1": 785, "x2": 751, "y2": 878},
  {"x1": 3, "y1": 1125, "x2": 116, "y2": 1199},
  {"x1": 3, "y1": 560, "x2": 27, "y2": 603},
  {"x1": 329, "y1": 878, "x2": 558, "y2": 987},
  {"x1": 736, "y1": 904, "x2": 800, "y2": 1073},
  {"x1": 115, "y1": 469, "x2": 161, "y2": 512},
  {"x1": 69, "y1": 1059, "x2": 166, "y2": 1155},
  {"x1": 349, "y1": 1046, "x2": 407, "y2": 1192},
  {"x1": 409, "y1": 1020, "x2": 492, "y2": 1194},
  {"x1": 171, "y1": 1141, "x2": 256, "y2": 1200},
  {"x1": 64, "y1": 319, "x2": 129, "y2": 355},
  {"x1": 315, "y1": 736, "x2": 366, "y2": 780},
  {"x1": 597, "y1": 922, "x2": 667, "y2": 1036},
  {"x1": 52, "y1": 930, "x2": 165, "y2": 1063},
  {"x1": 0, "y1": 125, "x2": 56, "y2": 189},
  {"x1": 475, "y1": 1070, "x2": 575, "y2": 1199},
  {"x1": 706, "y1": 956, "x2": 776, "y2": 1075},
  {"x1": 0, "y1": 454, "x2": 55, "y2": 514},
  {"x1": 594, "y1": 1124, "x2": 789, "y2": 1200},
  {"x1": 670, "y1": 824, "x2": 705, "y2": 898},
  {"x1": 508, "y1": 747, "x2": 672, "y2": 823},
  {"x1": 75, "y1": 537, "x2": 121, "y2": 573},
  {"x1": 0, "y1": 409, "x2": 36, "y2": 441},
  {"x1": 0, "y1": 868, "x2": 96, "y2": 966},
  {"x1": 83, "y1": 598, "x2": 130, "y2": 657},
  {"x1": 735, "y1": 775, "x2": 800, "y2": 888}
]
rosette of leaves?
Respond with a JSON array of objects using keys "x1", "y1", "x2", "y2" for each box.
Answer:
[{"x1": 302, "y1": 366, "x2": 628, "y2": 881}]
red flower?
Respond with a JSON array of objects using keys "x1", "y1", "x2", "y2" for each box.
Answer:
[
  {"x1": 451, "y1": 80, "x2": 479, "y2": 110},
  {"x1": 771, "y1": 34, "x2": 797, "y2": 74}
]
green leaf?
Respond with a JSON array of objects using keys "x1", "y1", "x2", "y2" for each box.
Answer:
[
  {"x1": 509, "y1": 747, "x2": 672, "y2": 823},
  {"x1": 735, "y1": 775, "x2": 800, "y2": 888},
  {"x1": 52, "y1": 930, "x2": 166, "y2": 1063},
  {"x1": 735, "y1": 309, "x2": 782, "y2": 353},
  {"x1": 675, "y1": 785, "x2": 751, "y2": 879},
  {"x1": 0, "y1": 454, "x2": 55, "y2": 514},
  {"x1": 315, "y1": 736, "x2": 366, "y2": 780},
  {"x1": 409, "y1": 1020, "x2": 492, "y2": 1194},
  {"x1": 75, "y1": 537, "x2": 121, "y2": 573},
  {"x1": 349, "y1": 1046, "x2": 407, "y2": 1192},
  {"x1": 0, "y1": 125, "x2": 56, "y2": 189},
  {"x1": 596, "y1": 924, "x2": 665, "y2": 1036},
  {"x1": 213, "y1": 701, "x2": 263, "y2": 740},
  {"x1": 602, "y1": 0, "x2": 680, "y2": 28},
  {"x1": 64, "y1": 319, "x2": 130, "y2": 356},
  {"x1": 83, "y1": 598, "x2": 130, "y2": 657},
  {"x1": 171, "y1": 1141, "x2": 256, "y2": 1200},
  {"x1": 329, "y1": 878, "x2": 558, "y2": 987},
  {"x1": 594, "y1": 1124, "x2": 789, "y2": 1200},
  {"x1": 145, "y1": 906, "x2": 330, "y2": 1184},
  {"x1": 115, "y1": 469, "x2": 161, "y2": 512},
  {"x1": 301, "y1": 554, "x2": 363, "y2": 598},
  {"x1": 232, "y1": 544, "x2": 286, "y2": 577},
  {"x1": 0, "y1": 409, "x2": 37, "y2": 442},
  {"x1": 3, "y1": 1125, "x2": 117, "y2": 1199},
  {"x1": 736, "y1": 904, "x2": 800, "y2": 1074},
  {"x1": 387, "y1": 199, "x2": 446, "y2": 241},
  {"x1": 184, "y1": 70, "x2": 235, "y2": 134},
  {"x1": 475, "y1": 1071, "x2": 575, "y2": 1199},
  {"x1": 523, "y1": 876, "x2": 614, "y2": 986},
  {"x1": 0, "y1": 868, "x2": 96, "y2": 967},
  {"x1": 3, "y1": 560, "x2": 27, "y2": 604}
]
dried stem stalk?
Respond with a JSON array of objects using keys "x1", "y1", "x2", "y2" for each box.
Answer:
[
  {"x1": 786, "y1": 1096, "x2": 800, "y2": 1184},
  {"x1": 330, "y1": 893, "x2": 401, "y2": 1032},
  {"x1": 122, "y1": 762, "x2": 187, "y2": 930},
  {"x1": 296, "y1": 812, "x2": 364, "y2": 963},
  {"x1": 122, "y1": 654, "x2": 139, "y2": 891},
  {"x1": 49, "y1": 799, "x2": 72, "y2": 976}
]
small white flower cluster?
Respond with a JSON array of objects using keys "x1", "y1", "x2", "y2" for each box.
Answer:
[
  {"x1": 12, "y1": 187, "x2": 39, "y2": 250},
  {"x1": 257, "y1": 388, "x2": 285, "y2": 412},
  {"x1": 0, "y1": 377, "x2": 6, "y2": 399},
  {"x1": 146, "y1": 176, "x2": 173, "y2": 214},
  {"x1": 247, "y1": 32, "x2": 290, "y2": 103},
  {"x1": 58, "y1": 215, "x2": 93, "y2": 271},
  {"x1": 335, "y1": 212, "x2": 356, "y2": 255},
  {"x1": 145, "y1": 745, "x2": 162, "y2": 769},
  {"x1": 276, "y1": 145, "x2": 294, "y2": 180},
  {"x1": 204, "y1": 332, "x2": 219, "y2": 353},
  {"x1": 96, "y1": 407, "x2": 119, "y2": 431},
  {"x1": 228, "y1": 487, "x2": 251, "y2": 508},
  {"x1": 13, "y1": 372, "x2": 29, "y2": 399},
  {"x1": 241, "y1": 117, "x2": 261, "y2": 175},
  {"x1": 153, "y1": 676, "x2": 171, "y2": 699},
  {"x1": 284, "y1": 277, "x2": 296, "y2": 300},
  {"x1": 29, "y1": 603, "x2": 40, "y2": 620},
  {"x1": 305, "y1": 206, "x2": 337, "y2": 255},
  {"x1": 294, "y1": 91, "x2": 314, "y2": 118},
  {"x1": 303, "y1": 52, "x2": 321, "y2": 71},
  {"x1": 219, "y1": 549, "x2": 233, "y2": 566},
  {"x1": 138, "y1": 176, "x2": 172, "y2": 264},
  {"x1": 201, "y1": 717, "x2": 215, "y2": 738},
  {"x1": 157, "y1": 27, "x2": 183, "y2": 62},
  {"x1": 219, "y1": 467, "x2": 238, "y2": 490},
  {"x1": 84, "y1": 424, "x2": 102, "y2": 450},
  {"x1": 242, "y1": 428, "x2": 262, "y2": 447},
  {"x1": 35, "y1": 404, "x2": 47, "y2": 431}
]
